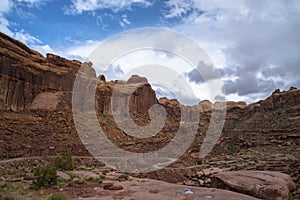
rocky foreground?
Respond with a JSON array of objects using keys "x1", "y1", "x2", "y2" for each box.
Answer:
[{"x1": 0, "y1": 32, "x2": 299, "y2": 199}]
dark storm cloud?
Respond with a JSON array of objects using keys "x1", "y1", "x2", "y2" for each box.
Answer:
[
  {"x1": 176, "y1": 0, "x2": 300, "y2": 101},
  {"x1": 224, "y1": 73, "x2": 279, "y2": 96},
  {"x1": 220, "y1": 1, "x2": 300, "y2": 96},
  {"x1": 185, "y1": 61, "x2": 221, "y2": 83}
]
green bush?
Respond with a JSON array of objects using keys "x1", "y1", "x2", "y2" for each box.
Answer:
[
  {"x1": 197, "y1": 159, "x2": 203, "y2": 165},
  {"x1": 32, "y1": 165, "x2": 57, "y2": 189},
  {"x1": 55, "y1": 152, "x2": 72, "y2": 171},
  {"x1": 48, "y1": 193, "x2": 68, "y2": 200}
]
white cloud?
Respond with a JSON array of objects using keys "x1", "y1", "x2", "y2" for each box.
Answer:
[
  {"x1": 31, "y1": 44, "x2": 55, "y2": 55},
  {"x1": 65, "y1": 0, "x2": 152, "y2": 14},
  {"x1": 164, "y1": 0, "x2": 194, "y2": 19},
  {"x1": 0, "y1": 0, "x2": 56, "y2": 57},
  {"x1": 0, "y1": 0, "x2": 11, "y2": 13},
  {"x1": 14, "y1": 29, "x2": 41, "y2": 44},
  {"x1": 0, "y1": 19, "x2": 43, "y2": 49},
  {"x1": 0, "y1": 0, "x2": 12, "y2": 35},
  {"x1": 119, "y1": 14, "x2": 131, "y2": 27},
  {"x1": 14, "y1": 0, "x2": 49, "y2": 7},
  {"x1": 16, "y1": 0, "x2": 45, "y2": 2},
  {"x1": 59, "y1": 40, "x2": 102, "y2": 61},
  {"x1": 0, "y1": 17, "x2": 13, "y2": 35}
]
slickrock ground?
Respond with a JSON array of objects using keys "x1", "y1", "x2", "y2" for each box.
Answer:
[
  {"x1": 0, "y1": 32, "x2": 299, "y2": 199},
  {"x1": 0, "y1": 161, "x2": 260, "y2": 200}
]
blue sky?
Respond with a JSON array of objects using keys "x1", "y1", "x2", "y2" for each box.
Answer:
[
  {"x1": 1, "y1": 0, "x2": 185, "y2": 54},
  {"x1": 1, "y1": 0, "x2": 300, "y2": 103}
]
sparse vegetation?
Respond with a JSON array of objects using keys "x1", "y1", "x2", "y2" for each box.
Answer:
[
  {"x1": 287, "y1": 194, "x2": 294, "y2": 200},
  {"x1": 76, "y1": 165, "x2": 94, "y2": 171},
  {"x1": 48, "y1": 193, "x2": 68, "y2": 200},
  {"x1": 66, "y1": 172, "x2": 78, "y2": 180},
  {"x1": 54, "y1": 152, "x2": 72, "y2": 171},
  {"x1": 86, "y1": 175, "x2": 103, "y2": 183},
  {"x1": 232, "y1": 117, "x2": 239, "y2": 122},
  {"x1": 32, "y1": 165, "x2": 57, "y2": 189},
  {"x1": 6, "y1": 170, "x2": 16, "y2": 175},
  {"x1": 0, "y1": 194, "x2": 15, "y2": 200},
  {"x1": 73, "y1": 177, "x2": 85, "y2": 184},
  {"x1": 227, "y1": 145, "x2": 237, "y2": 155},
  {"x1": 223, "y1": 129, "x2": 230, "y2": 137}
]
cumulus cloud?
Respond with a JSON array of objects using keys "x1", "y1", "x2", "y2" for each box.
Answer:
[
  {"x1": 168, "y1": 0, "x2": 300, "y2": 102},
  {"x1": 65, "y1": 0, "x2": 152, "y2": 14}
]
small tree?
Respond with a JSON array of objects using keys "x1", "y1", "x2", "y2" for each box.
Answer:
[
  {"x1": 32, "y1": 165, "x2": 57, "y2": 189},
  {"x1": 55, "y1": 152, "x2": 72, "y2": 171}
]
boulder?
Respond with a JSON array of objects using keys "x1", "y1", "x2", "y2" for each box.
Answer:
[
  {"x1": 211, "y1": 170, "x2": 296, "y2": 200},
  {"x1": 57, "y1": 171, "x2": 71, "y2": 181}
]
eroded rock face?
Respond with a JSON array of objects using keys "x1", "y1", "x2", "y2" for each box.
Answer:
[
  {"x1": 29, "y1": 92, "x2": 62, "y2": 110},
  {"x1": 211, "y1": 170, "x2": 296, "y2": 200},
  {"x1": 0, "y1": 32, "x2": 80, "y2": 111},
  {"x1": 0, "y1": 33, "x2": 158, "y2": 116},
  {"x1": 259, "y1": 88, "x2": 300, "y2": 110},
  {"x1": 96, "y1": 75, "x2": 158, "y2": 116},
  {"x1": 198, "y1": 100, "x2": 212, "y2": 113}
]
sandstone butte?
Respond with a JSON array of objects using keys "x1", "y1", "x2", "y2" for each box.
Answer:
[{"x1": 0, "y1": 32, "x2": 299, "y2": 199}]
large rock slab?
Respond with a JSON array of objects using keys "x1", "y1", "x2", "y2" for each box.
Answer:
[
  {"x1": 212, "y1": 170, "x2": 296, "y2": 200},
  {"x1": 77, "y1": 179, "x2": 259, "y2": 200}
]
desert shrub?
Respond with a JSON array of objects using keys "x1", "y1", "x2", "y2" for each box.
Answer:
[
  {"x1": 117, "y1": 174, "x2": 129, "y2": 181},
  {"x1": 223, "y1": 129, "x2": 230, "y2": 137},
  {"x1": 32, "y1": 165, "x2": 57, "y2": 189},
  {"x1": 55, "y1": 152, "x2": 72, "y2": 171},
  {"x1": 66, "y1": 172, "x2": 78, "y2": 180},
  {"x1": 73, "y1": 177, "x2": 85, "y2": 184},
  {"x1": 197, "y1": 159, "x2": 203, "y2": 165},
  {"x1": 92, "y1": 175, "x2": 103, "y2": 183},
  {"x1": 227, "y1": 145, "x2": 237, "y2": 155},
  {"x1": 48, "y1": 193, "x2": 68, "y2": 200},
  {"x1": 85, "y1": 175, "x2": 102, "y2": 183}
]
